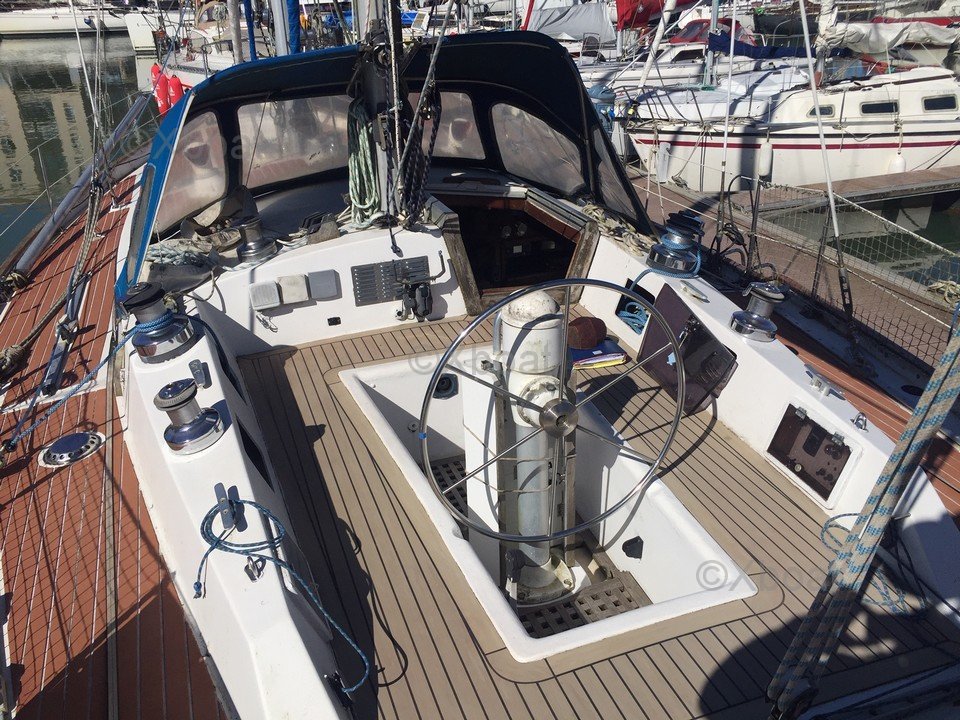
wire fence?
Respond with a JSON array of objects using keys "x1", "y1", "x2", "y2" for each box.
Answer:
[{"x1": 725, "y1": 181, "x2": 958, "y2": 368}]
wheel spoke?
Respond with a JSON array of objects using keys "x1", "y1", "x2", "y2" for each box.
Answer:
[
  {"x1": 558, "y1": 285, "x2": 572, "y2": 397},
  {"x1": 574, "y1": 342, "x2": 672, "y2": 410},
  {"x1": 446, "y1": 364, "x2": 544, "y2": 413},
  {"x1": 440, "y1": 425, "x2": 547, "y2": 497},
  {"x1": 577, "y1": 424, "x2": 655, "y2": 465}
]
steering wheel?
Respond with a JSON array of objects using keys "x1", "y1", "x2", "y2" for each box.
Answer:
[{"x1": 418, "y1": 278, "x2": 685, "y2": 544}]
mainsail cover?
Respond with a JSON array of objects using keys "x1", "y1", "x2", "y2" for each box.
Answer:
[
  {"x1": 616, "y1": 0, "x2": 698, "y2": 30},
  {"x1": 528, "y1": 3, "x2": 616, "y2": 43},
  {"x1": 819, "y1": 21, "x2": 960, "y2": 53},
  {"x1": 707, "y1": 31, "x2": 851, "y2": 58}
]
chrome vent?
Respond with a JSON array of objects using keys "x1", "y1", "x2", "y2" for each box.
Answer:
[{"x1": 40, "y1": 431, "x2": 105, "y2": 468}]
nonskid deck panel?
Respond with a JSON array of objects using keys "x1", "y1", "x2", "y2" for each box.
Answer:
[
  {"x1": 238, "y1": 315, "x2": 960, "y2": 720},
  {"x1": 0, "y1": 182, "x2": 225, "y2": 719}
]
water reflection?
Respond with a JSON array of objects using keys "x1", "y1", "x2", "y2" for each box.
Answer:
[{"x1": 0, "y1": 35, "x2": 156, "y2": 259}]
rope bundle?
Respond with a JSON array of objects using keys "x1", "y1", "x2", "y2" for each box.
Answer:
[{"x1": 194, "y1": 498, "x2": 371, "y2": 696}]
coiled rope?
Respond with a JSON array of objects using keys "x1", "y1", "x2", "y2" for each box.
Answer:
[
  {"x1": 0, "y1": 311, "x2": 175, "y2": 462},
  {"x1": 346, "y1": 99, "x2": 382, "y2": 228},
  {"x1": 194, "y1": 498, "x2": 371, "y2": 695},
  {"x1": 767, "y1": 322, "x2": 960, "y2": 719}
]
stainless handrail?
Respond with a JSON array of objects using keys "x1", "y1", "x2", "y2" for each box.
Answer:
[{"x1": 198, "y1": 39, "x2": 235, "y2": 76}]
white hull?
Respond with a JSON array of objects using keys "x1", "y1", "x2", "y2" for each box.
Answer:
[
  {"x1": 627, "y1": 121, "x2": 960, "y2": 191},
  {"x1": 124, "y1": 10, "x2": 194, "y2": 52},
  {"x1": 580, "y1": 57, "x2": 776, "y2": 88},
  {"x1": 0, "y1": 6, "x2": 128, "y2": 36}
]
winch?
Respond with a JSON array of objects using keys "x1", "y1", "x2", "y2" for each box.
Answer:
[
  {"x1": 120, "y1": 282, "x2": 198, "y2": 363},
  {"x1": 730, "y1": 281, "x2": 785, "y2": 341},
  {"x1": 154, "y1": 378, "x2": 223, "y2": 455},
  {"x1": 646, "y1": 210, "x2": 704, "y2": 276},
  {"x1": 235, "y1": 215, "x2": 277, "y2": 264}
]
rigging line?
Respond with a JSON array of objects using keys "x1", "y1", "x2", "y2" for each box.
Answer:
[
  {"x1": 244, "y1": 103, "x2": 270, "y2": 188},
  {"x1": 797, "y1": 0, "x2": 841, "y2": 241},
  {"x1": 397, "y1": 0, "x2": 455, "y2": 173},
  {"x1": 67, "y1": 0, "x2": 100, "y2": 145},
  {"x1": 384, "y1": 0, "x2": 401, "y2": 168},
  {"x1": 716, "y1": 0, "x2": 739, "y2": 236}
]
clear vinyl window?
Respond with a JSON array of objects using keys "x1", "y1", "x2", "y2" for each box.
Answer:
[
  {"x1": 239, "y1": 95, "x2": 351, "y2": 189},
  {"x1": 407, "y1": 91, "x2": 486, "y2": 160},
  {"x1": 491, "y1": 103, "x2": 584, "y2": 194},
  {"x1": 155, "y1": 112, "x2": 226, "y2": 232}
]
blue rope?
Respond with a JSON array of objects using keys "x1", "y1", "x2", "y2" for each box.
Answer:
[
  {"x1": 617, "y1": 301, "x2": 650, "y2": 335},
  {"x1": 194, "y1": 498, "x2": 371, "y2": 696},
  {"x1": 3, "y1": 311, "x2": 175, "y2": 453},
  {"x1": 618, "y1": 243, "x2": 702, "y2": 336},
  {"x1": 951, "y1": 301, "x2": 960, "y2": 334},
  {"x1": 820, "y1": 513, "x2": 915, "y2": 614}
]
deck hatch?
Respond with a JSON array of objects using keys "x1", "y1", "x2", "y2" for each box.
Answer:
[
  {"x1": 768, "y1": 404, "x2": 851, "y2": 500},
  {"x1": 351, "y1": 256, "x2": 430, "y2": 307}
]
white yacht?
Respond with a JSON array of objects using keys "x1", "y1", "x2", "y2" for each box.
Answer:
[{"x1": 1, "y1": 19, "x2": 960, "y2": 720}]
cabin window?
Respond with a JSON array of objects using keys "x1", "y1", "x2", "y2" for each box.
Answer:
[
  {"x1": 860, "y1": 100, "x2": 898, "y2": 115},
  {"x1": 808, "y1": 105, "x2": 834, "y2": 117},
  {"x1": 407, "y1": 91, "x2": 485, "y2": 160},
  {"x1": 923, "y1": 95, "x2": 958, "y2": 112},
  {"x1": 491, "y1": 103, "x2": 584, "y2": 195},
  {"x1": 155, "y1": 111, "x2": 226, "y2": 232},
  {"x1": 238, "y1": 95, "x2": 351, "y2": 189},
  {"x1": 673, "y1": 49, "x2": 705, "y2": 63}
]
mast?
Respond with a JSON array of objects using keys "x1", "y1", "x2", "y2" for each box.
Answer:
[
  {"x1": 637, "y1": 0, "x2": 678, "y2": 88},
  {"x1": 268, "y1": 0, "x2": 291, "y2": 53},
  {"x1": 353, "y1": 0, "x2": 409, "y2": 226},
  {"x1": 226, "y1": 0, "x2": 244, "y2": 63}
]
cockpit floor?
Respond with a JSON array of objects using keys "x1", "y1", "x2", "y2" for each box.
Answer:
[{"x1": 238, "y1": 315, "x2": 960, "y2": 720}]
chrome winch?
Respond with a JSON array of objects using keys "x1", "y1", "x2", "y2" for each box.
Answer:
[
  {"x1": 154, "y1": 378, "x2": 223, "y2": 455},
  {"x1": 647, "y1": 210, "x2": 704, "y2": 276},
  {"x1": 120, "y1": 282, "x2": 198, "y2": 363},
  {"x1": 730, "y1": 281, "x2": 785, "y2": 342}
]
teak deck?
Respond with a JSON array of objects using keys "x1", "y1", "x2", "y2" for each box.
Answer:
[
  {"x1": 0, "y1": 182, "x2": 224, "y2": 720},
  {"x1": 238, "y1": 316, "x2": 960, "y2": 720}
]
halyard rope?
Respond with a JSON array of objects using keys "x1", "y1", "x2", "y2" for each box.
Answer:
[{"x1": 767, "y1": 322, "x2": 960, "y2": 719}]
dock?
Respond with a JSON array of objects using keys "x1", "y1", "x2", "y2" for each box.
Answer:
[{"x1": 727, "y1": 165, "x2": 960, "y2": 214}]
